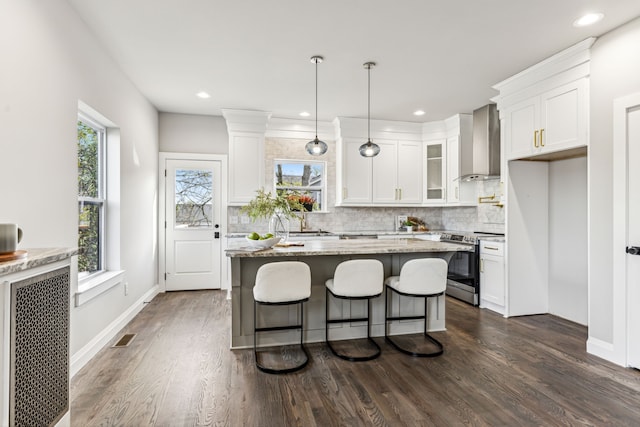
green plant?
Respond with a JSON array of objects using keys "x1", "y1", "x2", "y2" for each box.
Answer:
[{"x1": 241, "y1": 188, "x2": 297, "y2": 221}]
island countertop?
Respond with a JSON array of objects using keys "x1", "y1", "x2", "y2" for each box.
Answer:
[{"x1": 225, "y1": 238, "x2": 472, "y2": 258}]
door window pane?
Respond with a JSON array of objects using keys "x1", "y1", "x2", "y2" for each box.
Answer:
[{"x1": 175, "y1": 169, "x2": 213, "y2": 228}]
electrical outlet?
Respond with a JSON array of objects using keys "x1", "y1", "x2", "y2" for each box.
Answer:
[
  {"x1": 124, "y1": 282, "x2": 129, "y2": 296},
  {"x1": 396, "y1": 215, "x2": 408, "y2": 230},
  {"x1": 240, "y1": 215, "x2": 250, "y2": 224},
  {"x1": 229, "y1": 215, "x2": 238, "y2": 224}
]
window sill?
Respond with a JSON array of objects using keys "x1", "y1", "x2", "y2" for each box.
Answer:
[{"x1": 75, "y1": 270, "x2": 125, "y2": 307}]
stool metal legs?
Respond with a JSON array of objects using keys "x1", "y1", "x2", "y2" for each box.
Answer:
[
  {"x1": 325, "y1": 288, "x2": 381, "y2": 362},
  {"x1": 254, "y1": 299, "x2": 310, "y2": 374},
  {"x1": 384, "y1": 286, "x2": 444, "y2": 357}
]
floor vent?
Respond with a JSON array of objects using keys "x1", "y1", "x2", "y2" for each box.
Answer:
[{"x1": 112, "y1": 334, "x2": 136, "y2": 348}]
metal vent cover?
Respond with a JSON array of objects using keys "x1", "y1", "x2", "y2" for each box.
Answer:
[
  {"x1": 10, "y1": 266, "x2": 69, "y2": 427},
  {"x1": 112, "y1": 333, "x2": 136, "y2": 347}
]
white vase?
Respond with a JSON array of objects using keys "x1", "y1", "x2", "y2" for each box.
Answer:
[{"x1": 268, "y1": 211, "x2": 290, "y2": 242}]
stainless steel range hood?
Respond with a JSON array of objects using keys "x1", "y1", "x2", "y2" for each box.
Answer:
[{"x1": 458, "y1": 104, "x2": 501, "y2": 182}]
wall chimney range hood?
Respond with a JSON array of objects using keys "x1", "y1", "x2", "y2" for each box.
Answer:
[{"x1": 458, "y1": 104, "x2": 501, "y2": 182}]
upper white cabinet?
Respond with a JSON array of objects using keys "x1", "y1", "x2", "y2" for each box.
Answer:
[
  {"x1": 340, "y1": 138, "x2": 372, "y2": 204},
  {"x1": 372, "y1": 140, "x2": 422, "y2": 204},
  {"x1": 222, "y1": 110, "x2": 271, "y2": 205},
  {"x1": 336, "y1": 118, "x2": 423, "y2": 206},
  {"x1": 423, "y1": 114, "x2": 475, "y2": 206},
  {"x1": 503, "y1": 78, "x2": 588, "y2": 160},
  {"x1": 494, "y1": 38, "x2": 593, "y2": 163},
  {"x1": 423, "y1": 139, "x2": 446, "y2": 203}
]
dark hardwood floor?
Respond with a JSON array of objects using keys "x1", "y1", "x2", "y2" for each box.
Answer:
[{"x1": 70, "y1": 291, "x2": 640, "y2": 426}]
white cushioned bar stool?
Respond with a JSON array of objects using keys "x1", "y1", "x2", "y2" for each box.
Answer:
[
  {"x1": 384, "y1": 258, "x2": 448, "y2": 357},
  {"x1": 253, "y1": 261, "x2": 311, "y2": 374},
  {"x1": 325, "y1": 259, "x2": 384, "y2": 361}
]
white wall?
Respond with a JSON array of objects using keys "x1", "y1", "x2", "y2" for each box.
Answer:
[
  {"x1": 589, "y1": 17, "x2": 640, "y2": 357},
  {"x1": 1, "y1": 1, "x2": 159, "y2": 358},
  {"x1": 159, "y1": 112, "x2": 228, "y2": 154},
  {"x1": 549, "y1": 157, "x2": 587, "y2": 325}
]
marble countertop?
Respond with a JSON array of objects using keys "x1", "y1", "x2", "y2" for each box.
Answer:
[
  {"x1": 226, "y1": 230, "x2": 439, "y2": 238},
  {"x1": 226, "y1": 238, "x2": 472, "y2": 258},
  {"x1": 0, "y1": 248, "x2": 78, "y2": 276}
]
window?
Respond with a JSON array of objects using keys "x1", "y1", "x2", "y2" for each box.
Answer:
[
  {"x1": 77, "y1": 114, "x2": 106, "y2": 278},
  {"x1": 274, "y1": 160, "x2": 326, "y2": 211}
]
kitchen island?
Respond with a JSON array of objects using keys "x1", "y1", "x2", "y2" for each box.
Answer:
[{"x1": 226, "y1": 238, "x2": 471, "y2": 349}]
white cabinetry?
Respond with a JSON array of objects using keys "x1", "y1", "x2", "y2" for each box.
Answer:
[
  {"x1": 423, "y1": 114, "x2": 474, "y2": 206},
  {"x1": 336, "y1": 117, "x2": 423, "y2": 206},
  {"x1": 372, "y1": 140, "x2": 422, "y2": 204},
  {"x1": 493, "y1": 38, "x2": 593, "y2": 318},
  {"x1": 340, "y1": 138, "x2": 372, "y2": 204},
  {"x1": 479, "y1": 240, "x2": 505, "y2": 315},
  {"x1": 446, "y1": 135, "x2": 462, "y2": 204},
  {"x1": 222, "y1": 110, "x2": 271, "y2": 205},
  {"x1": 0, "y1": 251, "x2": 76, "y2": 427},
  {"x1": 503, "y1": 78, "x2": 588, "y2": 160},
  {"x1": 423, "y1": 139, "x2": 446, "y2": 203}
]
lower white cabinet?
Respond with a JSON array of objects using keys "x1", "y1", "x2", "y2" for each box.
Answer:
[{"x1": 479, "y1": 240, "x2": 505, "y2": 315}]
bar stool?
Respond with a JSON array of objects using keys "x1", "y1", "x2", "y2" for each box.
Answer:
[
  {"x1": 384, "y1": 258, "x2": 447, "y2": 357},
  {"x1": 325, "y1": 259, "x2": 384, "y2": 361},
  {"x1": 253, "y1": 261, "x2": 311, "y2": 374}
]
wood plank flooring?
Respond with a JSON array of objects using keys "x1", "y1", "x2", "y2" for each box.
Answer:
[{"x1": 70, "y1": 291, "x2": 640, "y2": 426}]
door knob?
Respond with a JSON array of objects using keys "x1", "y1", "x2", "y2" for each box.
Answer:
[{"x1": 626, "y1": 246, "x2": 640, "y2": 255}]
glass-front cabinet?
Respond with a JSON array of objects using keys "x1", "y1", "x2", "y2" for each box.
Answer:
[{"x1": 423, "y1": 139, "x2": 446, "y2": 203}]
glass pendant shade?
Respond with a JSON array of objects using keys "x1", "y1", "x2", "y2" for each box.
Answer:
[
  {"x1": 306, "y1": 137, "x2": 328, "y2": 155},
  {"x1": 307, "y1": 55, "x2": 327, "y2": 156},
  {"x1": 359, "y1": 140, "x2": 380, "y2": 157}
]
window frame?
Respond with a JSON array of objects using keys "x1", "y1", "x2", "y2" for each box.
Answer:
[
  {"x1": 77, "y1": 112, "x2": 107, "y2": 281},
  {"x1": 273, "y1": 159, "x2": 327, "y2": 212}
]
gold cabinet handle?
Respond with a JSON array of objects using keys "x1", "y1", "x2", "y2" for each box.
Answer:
[
  {"x1": 455, "y1": 186, "x2": 458, "y2": 199},
  {"x1": 480, "y1": 258, "x2": 484, "y2": 273},
  {"x1": 540, "y1": 128, "x2": 545, "y2": 147},
  {"x1": 534, "y1": 130, "x2": 539, "y2": 148},
  {"x1": 343, "y1": 187, "x2": 348, "y2": 199},
  {"x1": 399, "y1": 188, "x2": 402, "y2": 200}
]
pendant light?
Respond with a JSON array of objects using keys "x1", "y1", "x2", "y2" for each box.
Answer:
[
  {"x1": 305, "y1": 55, "x2": 328, "y2": 156},
  {"x1": 359, "y1": 61, "x2": 380, "y2": 157}
]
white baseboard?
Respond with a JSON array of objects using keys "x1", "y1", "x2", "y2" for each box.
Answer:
[
  {"x1": 586, "y1": 336, "x2": 625, "y2": 367},
  {"x1": 70, "y1": 284, "x2": 160, "y2": 378}
]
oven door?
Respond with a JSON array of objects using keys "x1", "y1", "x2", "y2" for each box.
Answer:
[{"x1": 446, "y1": 245, "x2": 479, "y2": 305}]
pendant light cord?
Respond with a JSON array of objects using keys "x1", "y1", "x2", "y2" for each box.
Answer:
[
  {"x1": 315, "y1": 58, "x2": 319, "y2": 140},
  {"x1": 367, "y1": 64, "x2": 371, "y2": 143}
]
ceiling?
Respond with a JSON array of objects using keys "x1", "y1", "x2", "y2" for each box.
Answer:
[{"x1": 67, "y1": 0, "x2": 640, "y2": 123}]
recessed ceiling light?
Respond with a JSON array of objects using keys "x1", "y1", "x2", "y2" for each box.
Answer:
[
  {"x1": 196, "y1": 91, "x2": 211, "y2": 99},
  {"x1": 573, "y1": 12, "x2": 604, "y2": 27},
  {"x1": 413, "y1": 110, "x2": 426, "y2": 116},
  {"x1": 299, "y1": 111, "x2": 310, "y2": 117}
]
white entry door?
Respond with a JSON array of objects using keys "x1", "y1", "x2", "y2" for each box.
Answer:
[
  {"x1": 165, "y1": 158, "x2": 222, "y2": 291},
  {"x1": 627, "y1": 104, "x2": 640, "y2": 366},
  {"x1": 615, "y1": 93, "x2": 640, "y2": 367}
]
